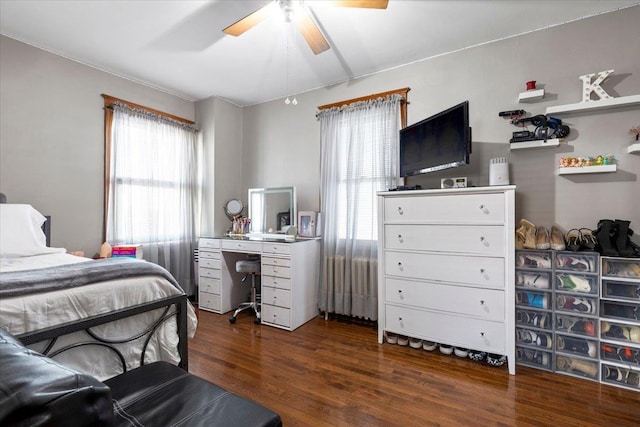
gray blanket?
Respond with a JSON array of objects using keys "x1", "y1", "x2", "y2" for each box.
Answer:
[{"x1": 0, "y1": 257, "x2": 183, "y2": 298}]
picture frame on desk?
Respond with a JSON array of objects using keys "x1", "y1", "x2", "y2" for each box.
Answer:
[{"x1": 298, "y1": 211, "x2": 319, "y2": 238}]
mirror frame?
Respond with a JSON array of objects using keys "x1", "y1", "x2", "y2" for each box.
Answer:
[
  {"x1": 223, "y1": 199, "x2": 244, "y2": 221},
  {"x1": 247, "y1": 187, "x2": 297, "y2": 235}
]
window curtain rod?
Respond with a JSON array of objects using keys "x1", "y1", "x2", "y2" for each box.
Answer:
[
  {"x1": 101, "y1": 94, "x2": 197, "y2": 130},
  {"x1": 317, "y1": 87, "x2": 410, "y2": 128}
]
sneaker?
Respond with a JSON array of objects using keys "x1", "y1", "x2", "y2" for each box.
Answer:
[
  {"x1": 409, "y1": 338, "x2": 423, "y2": 349},
  {"x1": 385, "y1": 332, "x2": 398, "y2": 344},
  {"x1": 556, "y1": 274, "x2": 592, "y2": 293},
  {"x1": 468, "y1": 350, "x2": 487, "y2": 362},
  {"x1": 439, "y1": 344, "x2": 453, "y2": 355},
  {"x1": 397, "y1": 336, "x2": 409, "y2": 346},
  {"x1": 517, "y1": 272, "x2": 550, "y2": 289},
  {"x1": 422, "y1": 341, "x2": 437, "y2": 351},
  {"x1": 486, "y1": 354, "x2": 507, "y2": 367},
  {"x1": 557, "y1": 336, "x2": 596, "y2": 357}
]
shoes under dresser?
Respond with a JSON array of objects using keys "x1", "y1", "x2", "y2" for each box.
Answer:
[{"x1": 377, "y1": 186, "x2": 516, "y2": 375}]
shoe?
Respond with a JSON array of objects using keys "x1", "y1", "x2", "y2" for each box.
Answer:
[
  {"x1": 397, "y1": 336, "x2": 409, "y2": 346},
  {"x1": 614, "y1": 220, "x2": 634, "y2": 257},
  {"x1": 565, "y1": 229, "x2": 582, "y2": 251},
  {"x1": 579, "y1": 228, "x2": 597, "y2": 251},
  {"x1": 385, "y1": 332, "x2": 397, "y2": 344},
  {"x1": 468, "y1": 350, "x2": 487, "y2": 362},
  {"x1": 594, "y1": 219, "x2": 618, "y2": 256},
  {"x1": 454, "y1": 347, "x2": 469, "y2": 358},
  {"x1": 422, "y1": 341, "x2": 437, "y2": 351},
  {"x1": 550, "y1": 226, "x2": 566, "y2": 250},
  {"x1": 486, "y1": 354, "x2": 507, "y2": 367},
  {"x1": 516, "y1": 219, "x2": 537, "y2": 250},
  {"x1": 556, "y1": 295, "x2": 596, "y2": 314},
  {"x1": 556, "y1": 274, "x2": 592, "y2": 293},
  {"x1": 557, "y1": 336, "x2": 597, "y2": 357},
  {"x1": 517, "y1": 253, "x2": 552, "y2": 269},
  {"x1": 516, "y1": 272, "x2": 550, "y2": 289},
  {"x1": 409, "y1": 338, "x2": 423, "y2": 349},
  {"x1": 535, "y1": 226, "x2": 550, "y2": 249},
  {"x1": 439, "y1": 344, "x2": 453, "y2": 355}
]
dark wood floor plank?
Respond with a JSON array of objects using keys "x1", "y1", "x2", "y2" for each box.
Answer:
[{"x1": 189, "y1": 309, "x2": 640, "y2": 426}]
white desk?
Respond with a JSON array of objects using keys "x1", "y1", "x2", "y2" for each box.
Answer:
[{"x1": 198, "y1": 235, "x2": 320, "y2": 331}]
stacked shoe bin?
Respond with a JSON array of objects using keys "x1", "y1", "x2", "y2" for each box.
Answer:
[
  {"x1": 599, "y1": 257, "x2": 640, "y2": 391},
  {"x1": 515, "y1": 250, "x2": 600, "y2": 381}
]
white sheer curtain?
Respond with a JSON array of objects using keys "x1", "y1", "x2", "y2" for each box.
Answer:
[
  {"x1": 106, "y1": 103, "x2": 201, "y2": 295},
  {"x1": 317, "y1": 94, "x2": 402, "y2": 320}
]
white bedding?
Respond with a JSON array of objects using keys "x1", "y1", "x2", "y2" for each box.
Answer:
[{"x1": 0, "y1": 253, "x2": 198, "y2": 381}]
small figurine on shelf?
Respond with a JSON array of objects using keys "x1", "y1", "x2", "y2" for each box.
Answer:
[
  {"x1": 595, "y1": 155, "x2": 604, "y2": 166},
  {"x1": 604, "y1": 154, "x2": 615, "y2": 165},
  {"x1": 583, "y1": 157, "x2": 593, "y2": 166},
  {"x1": 570, "y1": 157, "x2": 578, "y2": 167},
  {"x1": 576, "y1": 157, "x2": 585, "y2": 167},
  {"x1": 629, "y1": 125, "x2": 640, "y2": 142}
]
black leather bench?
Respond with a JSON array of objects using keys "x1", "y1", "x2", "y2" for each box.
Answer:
[{"x1": 0, "y1": 327, "x2": 282, "y2": 427}]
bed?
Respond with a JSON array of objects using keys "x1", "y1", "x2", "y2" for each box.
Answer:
[{"x1": 0, "y1": 202, "x2": 198, "y2": 381}]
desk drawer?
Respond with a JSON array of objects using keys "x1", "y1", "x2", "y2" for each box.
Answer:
[
  {"x1": 263, "y1": 264, "x2": 291, "y2": 279},
  {"x1": 200, "y1": 258, "x2": 221, "y2": 269},
  {"x1": 199, "y1": 238, "x2": 220, "y2": 249},
  {"x1": 385, "y1": 224, "x2": 505, "y2": 256},
  {"x1": 199, "y1": 267, "x2": 221, "y2": 280},
  {"x1": 221, "y1": 240, "x2": 262, "y2": 253},
  {"x1": 262, "y1": 243, "x2": 291, "y2": 256},
  {"x1": 385, "y1": 304, "x2": 505, "y2": 353},
  {"x1": 199, "y1": 292, "x2": 221, "y2": 312},
  {"x1": 199, "y1": 277, "x2": 220, "y2": 294},
  {"x1": 262, "y1": 305, "x2": 291, "y2": 328},
  {"x1": 262, "y1": 256, "x2": 292, "y2": 268},
  {"x1": 384, "y1": 251, "x2": 505, "y2": 289},
  {"x1": 262, "y1": 286, "x2": 291, "y2": 308},
  {"x1": 384, "y1": 193, "x2": 505, "y2": 224},
  {"x1": 262, "y1": 275, "x2": 291, "y2": 290},
  {"x1": 199, "y1": 250, "x2": 220, "y2": 260},
  {"x1": 385, "y1": 278, "x2": 504, "y2": 321}
]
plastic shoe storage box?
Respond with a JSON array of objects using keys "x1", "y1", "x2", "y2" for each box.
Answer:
[{"x1": 555, "y1": 354, "x2": 600, "y2": 381}]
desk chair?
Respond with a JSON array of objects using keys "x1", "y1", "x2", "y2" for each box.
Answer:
[{"x1": 229, "y1": 257, "x2": 261, "y2": 324}]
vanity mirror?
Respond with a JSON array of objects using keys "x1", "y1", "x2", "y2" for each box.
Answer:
[{"x1": 248, "y1": 187, "x2": 296, "y2": 235}]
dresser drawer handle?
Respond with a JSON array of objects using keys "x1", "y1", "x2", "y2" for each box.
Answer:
[
  {"x1": 397, "y1": 289, "x2": 404, "y2": 299},
  {"x1": 397, "y1": 207, "x2": 404, "y2": 215},
  {"x1": 397, "y1": 234, "x2": 403, "y2": 242},
  {"x1": 479, "y1": 205, "x2": 489, "y2": 214},
  {"x1": 480, "y1": 300, "x2": 485, "y2": 305},
  {"x1": 397, "y1": 262, "x2": 403, "y2": 271},
  {"x1": 480, "y1": 332, "x2": 485, "y2": 337}
]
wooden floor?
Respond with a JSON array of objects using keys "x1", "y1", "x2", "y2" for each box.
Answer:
[{"x1": 188, "y1": 308, "x2": 640, "y2": 426}]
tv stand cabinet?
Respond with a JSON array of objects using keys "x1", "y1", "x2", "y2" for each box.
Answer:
[{"x1": 377, "y1": 186, "x2": 516, "y2": 375}]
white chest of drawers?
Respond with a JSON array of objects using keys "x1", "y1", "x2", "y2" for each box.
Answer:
[{"x1": 377, "y1": 186, "x2": 516, "y2": 375}]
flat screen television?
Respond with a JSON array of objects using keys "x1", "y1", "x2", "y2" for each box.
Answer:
[{"x1": 399, "y1": 101, "x2": 471, "y2": 177}]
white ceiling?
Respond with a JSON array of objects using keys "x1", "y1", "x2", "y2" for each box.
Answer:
[{"x1": 1, "y1": 0, "x2": 637, "y2": 107}]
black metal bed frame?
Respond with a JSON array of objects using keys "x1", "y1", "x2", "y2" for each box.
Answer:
[{"x1": 16, "y1": 293, "x2": 189, "y2": 374}]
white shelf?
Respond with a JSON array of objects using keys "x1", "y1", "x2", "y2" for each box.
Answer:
[
  {"x1": 557, "y1": 165, "x2": 617, "y2": 175},
  {"x1": 510, "y1": 138, "x2": 561, "y2": 150},
  {"x1": 546, "y1": 94, "x2": 640, "y2": 114},
  {"x1": 628, "y1": 143, "x2": 640, "y2": 154},
  {"x1": 518, "y1": 89, "x2": 544, "y2": 102}
]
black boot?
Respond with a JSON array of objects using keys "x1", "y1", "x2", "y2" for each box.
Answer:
[
  {"x1": 615, "y1": 220, "x2": 634, "y2": 257},
  {"x1": 595, "y1": 219, "x2": 618, "y2": 256}
]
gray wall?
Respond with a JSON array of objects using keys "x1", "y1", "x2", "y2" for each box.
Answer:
[
  {"x1": 241, "y1": 6, "x2": 640, "y2": 237},
  {"x1": 0, "y1": 36, "x2": 194, "y2": 256},
  {"x1": 2, "y1": 6, "x2": 639, "y2": 255}
]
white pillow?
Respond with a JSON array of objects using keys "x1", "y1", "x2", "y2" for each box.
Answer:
[{"x1": 0, "y1": 204, "x2": 66, "y2": 257}]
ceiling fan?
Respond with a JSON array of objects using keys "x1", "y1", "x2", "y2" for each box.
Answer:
[{"x1": 222, "y1": 0, "x2": 389, "y2": 55}]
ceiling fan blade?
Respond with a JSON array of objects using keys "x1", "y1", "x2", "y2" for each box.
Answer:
[
  {"x1": 223, "y1": 3, "x2": 275, "y2": 37},
  {"x1": 328, "y1": 0, "x2": 389, "y2": 8},
  {"x1": 295, "y1": 7, "x2": 330, "y2": 55}
]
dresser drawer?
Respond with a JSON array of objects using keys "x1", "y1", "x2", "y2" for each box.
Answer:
[
  {"x1": 262, "y1": 275, "x2": 291, "y2": 290},
  {"x1": 385, "y1": 224, "x2": 505, "y2": 256},
  {"x1": 199, "y1": 267, "x2": 221, "y2": 280},
  {"x1": 262, "y1": 256, "x2": 292, "y2": 268},
  {"x1": 199, "y1": 250, "x2": 220, "y2": 260},
  {"x1": 221, "y1": 240, "x2": 262, "y2": 253},
  {"x1": 262, "y1": 305, "x2": 291, "y2": 328},
  {"x1": 199, "y1": 238, "x2": 220, "y2": 249},
  {"x1": 199, "y1": 277, "x2": 220, "y2": 294},
  {"x1": 262, "y1": 243, "x2": 291, "y2": 256},
  {"x1": 262, "y1": 286, "x2": 291, "y2": 308},
  {"x1": 384, "y1": 251, "x2": 505, "y2": 289},
  {"x1": 199, "y1": 258, "x2": 221, "y2": 269},
  {"x1": 385, "y1": 305, "x2": 505, "y2": 353},
  {"x1": 199, "y1": 292, "x2": 221, "y2": 312},
  {"x1": 384, "y1": 193, "x2": 505, "y2": 224},
  {"x1": 385, "y1": 278, "x2": 504, "y2": 321},
  {"x1": 262, "y1": 264, "x2": 291, "y2": 279}
]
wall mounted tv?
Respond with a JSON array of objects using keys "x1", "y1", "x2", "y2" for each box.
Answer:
[{"x1": 399, "y1": 101, "x2": 471, "y2": 177}]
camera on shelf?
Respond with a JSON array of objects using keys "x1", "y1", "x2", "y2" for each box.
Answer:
[{"x1": 509, "y1": 114, "x2": 570, "y2": 143}]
